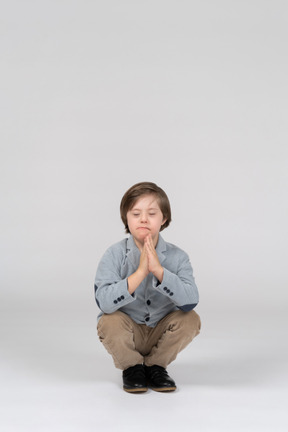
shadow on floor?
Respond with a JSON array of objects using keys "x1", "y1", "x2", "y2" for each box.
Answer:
[{"x1": 1, "y1": 324, "x2": 284, "y2": 387}]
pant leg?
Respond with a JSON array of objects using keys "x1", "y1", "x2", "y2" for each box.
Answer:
[
  {"x1": 144, "y1": 309, "x2": 201, "y2": 368},
  {"x1": 97, "y1": 311, "x2": 148, "y2": 370}
]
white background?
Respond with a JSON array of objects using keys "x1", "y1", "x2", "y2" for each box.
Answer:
[{"x1": 1, "y1": 1, "x2": 287, "y2": 431}]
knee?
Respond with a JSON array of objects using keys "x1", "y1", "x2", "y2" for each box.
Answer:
[
  {"x1": 184, "y1": 310, "x2": 201, "y2": 334},
  {"x1": 170, "y1": 310, "x2": 201, "y2": 337},
  {"x1": 97, "y1": 311, "x2": 132, "y2": 338}
]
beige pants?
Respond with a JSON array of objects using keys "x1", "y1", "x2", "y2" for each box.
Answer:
[{"x1": 97, "y1": 309, "x2": 201, "y2": 370}]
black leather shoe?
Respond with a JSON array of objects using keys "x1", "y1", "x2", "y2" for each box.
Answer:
[
  {"x1": 122, "y1": 365, "x2": 148, "y2": 393},
  {"x1": 145, "y1": 365, "x2": 176, "y2": 392}
]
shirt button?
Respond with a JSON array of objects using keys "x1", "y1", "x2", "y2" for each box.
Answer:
[
  {"x1": 169, "y1": 292, "x2": 174, "y2": 296},
  {"x1": 113, "y1": 300, "x2": 118, "y2": 304},
  {"x1": 163, "y1": 287, "x2": 168, "y2": 291},
  {"x1": 145, "y1": 317, "x2": 150, "y2": 322},
  {"x1": 166, "y1": 289, "x2": 170, "y2": 294},
  {"x1": 121, "y1": 295, "x2": 125, "y2": 300},
  {"x1": 117, "y1": 297, "x2": 122, "y2": 302},
  {"x1": 147, "y1": 300, "x2": 151, "y2": 306}
]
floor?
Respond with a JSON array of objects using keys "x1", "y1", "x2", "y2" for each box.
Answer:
[{"x1": 1, "y1": 307, "x2": 287, "y2": 432}]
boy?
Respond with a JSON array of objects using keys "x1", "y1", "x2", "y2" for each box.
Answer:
[{"x1": 94, "y1": 182, "x2": 201, "y2": 392}]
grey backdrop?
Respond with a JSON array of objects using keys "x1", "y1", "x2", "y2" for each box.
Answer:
[{"x1": 1, "y1": 1, "x2": 287, "y2": 431}]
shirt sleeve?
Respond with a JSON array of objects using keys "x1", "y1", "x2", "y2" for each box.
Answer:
[
  {"x1": 94, "y1": 248, "x2": 135, "y2": 314},
  {"x1": 151, "y1": 252, "x2": 199, "y2": 311}
]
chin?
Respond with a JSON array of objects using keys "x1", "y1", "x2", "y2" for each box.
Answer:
[
  {"x1": 137, "y1": 232, "x2": 148, "y2": 239},
  {"x1": 134, "y1": 232, "x2": 148, "y2": 241}
]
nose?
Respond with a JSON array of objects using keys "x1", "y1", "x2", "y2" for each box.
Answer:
[{"x1": 140, "y1": 213, "x2": 148, "y2": 223}]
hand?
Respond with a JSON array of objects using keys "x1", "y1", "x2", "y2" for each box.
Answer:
[
  {"x1": 144, "y1": 234, "x2": 164, "y2": 282},
  {"x1": 138, "y1": 243, "x2": 149, "y2": 278}
]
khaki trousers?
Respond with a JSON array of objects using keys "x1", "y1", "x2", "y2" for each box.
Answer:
[{"x1": 97, "y1": 309, "x2": 201, "y2": 370}]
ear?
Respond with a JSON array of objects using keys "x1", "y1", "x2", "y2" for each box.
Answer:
[{"x1": 161, "y1": 218, "x2": 167, "y2": 226}]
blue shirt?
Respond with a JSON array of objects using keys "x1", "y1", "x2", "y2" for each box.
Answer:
[{"x1": 94, "y1": 234, "x2": 199, "y2": 328}]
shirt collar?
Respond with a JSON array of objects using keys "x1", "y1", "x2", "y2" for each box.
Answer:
[{"x1": 155, "y1": 233, "x2": 167, "y2": 253}]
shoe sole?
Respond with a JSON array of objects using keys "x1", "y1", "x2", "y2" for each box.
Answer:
[
  {"x1": 150, "y1": 386, "x2": 177, "y2": 392},
  {"x1": 123, "y1": 387, "x2": 148, "y2": 393}
]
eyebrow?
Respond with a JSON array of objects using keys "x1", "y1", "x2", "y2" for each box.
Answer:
[{"x1": 131, "y1": 207, "x2": 159, "y2": 211}]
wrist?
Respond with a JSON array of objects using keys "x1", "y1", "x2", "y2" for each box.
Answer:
[
  {"x1": 153, "y1": 266, "x2": 164, "y2": 283},
  {"x1": 137, "y1": 267, "x2": 148, "y2": 279}
]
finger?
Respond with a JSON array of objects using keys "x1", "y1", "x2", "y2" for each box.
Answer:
[
  {"x1": 144, "y1": 234, "x2": 151, "y2": 245},
  {"x1": 144, "y1": 241, "x2": 151, "y2": 255},
  {"x1": 149, "y1": 236, "x2": 156, "y2": 249},
  {"x1": 146, "y1": 234, "x2": 154, "y2": 249},
  {"x1": 146, "y1": 239, "x2": 154, "y2": 254}
]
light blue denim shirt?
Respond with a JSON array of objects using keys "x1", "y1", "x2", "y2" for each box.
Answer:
[{"x1": 94, "y1": 234, "x2": 199, "y2": 328}]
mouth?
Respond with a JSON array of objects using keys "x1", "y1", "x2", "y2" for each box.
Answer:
[{"x1": 137, "y1": 227, "x2": 150, "y2": 230}]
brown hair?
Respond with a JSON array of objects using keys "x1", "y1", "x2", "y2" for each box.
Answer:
[{"x1": 120, "y1": 182, "x2": 172, "y2": 234}]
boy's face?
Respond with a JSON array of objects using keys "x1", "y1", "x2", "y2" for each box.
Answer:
[{"x1": 126, "y1": 194, "x2": 166, "y2": 245}]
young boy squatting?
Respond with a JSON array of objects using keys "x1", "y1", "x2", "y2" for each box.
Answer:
[{"x1": 94, "y1": 182, "x2": 201, "y2": 393}]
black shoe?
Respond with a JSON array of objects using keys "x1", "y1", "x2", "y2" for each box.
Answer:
[
  {"x1": 145, "y1": 365, "x2": 176, "y2": 392},
  {"x1": 122, "y1": 364, "x2": 148, "y2": 393}
]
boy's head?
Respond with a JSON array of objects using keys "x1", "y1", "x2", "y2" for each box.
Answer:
[{"x1": 120, "y1": 182, "x2": 172, "y2": 234}]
